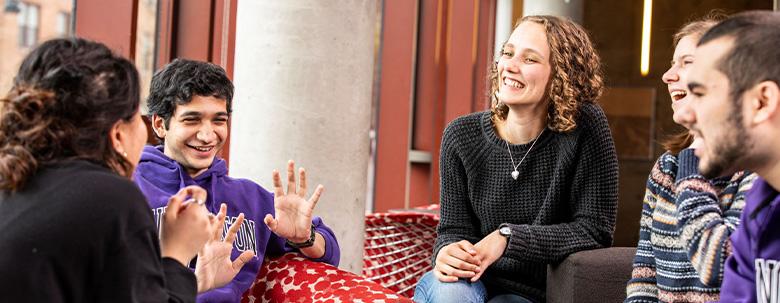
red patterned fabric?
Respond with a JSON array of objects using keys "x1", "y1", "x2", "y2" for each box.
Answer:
[
  {"x1": 363, "y1": 212, "x2": 439, "y2": 298},
  {"x1": 241, "y1": 253, "x2": 410, "y2": 303}
]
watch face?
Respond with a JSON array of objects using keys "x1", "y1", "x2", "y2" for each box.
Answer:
[{"x1": 500, "y1": 226, "x2": 511, "y2": 236}]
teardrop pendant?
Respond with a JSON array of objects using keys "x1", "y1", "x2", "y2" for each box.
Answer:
[{"x1": 511, "y1": 170, "x2": 519, "y2": 180}]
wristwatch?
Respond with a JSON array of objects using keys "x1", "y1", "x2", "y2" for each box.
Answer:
[
  {"x1": 498, "y1": 223, "x2": 512, "y2": 241},
  {"x1": 285, "y1": 224, "x2": 317, "y2": 249}
]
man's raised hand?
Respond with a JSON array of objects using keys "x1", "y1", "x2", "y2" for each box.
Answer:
[{"x1": 264, "y1": 160, "x2": 324, "y2": 243}]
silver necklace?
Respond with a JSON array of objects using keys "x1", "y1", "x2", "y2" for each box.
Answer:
[{"x1": 505, "y1": 128, "x2": 545, "y2": 180}]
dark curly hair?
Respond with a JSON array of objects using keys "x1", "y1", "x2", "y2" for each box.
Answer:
[
  {"x1": 0, "y1": 38, "x2": 140, "y2": 191},
  {"x1": 490, "y1": 15, "x2": 603, "y2": 132},
  {"x1": 146, "y1": 58, "x2": 233, "y2": 132}
]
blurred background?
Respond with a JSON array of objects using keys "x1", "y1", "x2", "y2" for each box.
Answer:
[{"x1": 0, "y1": 0, "x2": 774, "y2": 272}]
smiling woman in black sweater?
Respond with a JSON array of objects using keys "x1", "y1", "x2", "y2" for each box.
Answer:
[
  {"x1": 0, "y1": 38, "x2": 247, "y2": 302},
  {"x1": 414, "y1": 15, "x2": 618, "y2": 303}
]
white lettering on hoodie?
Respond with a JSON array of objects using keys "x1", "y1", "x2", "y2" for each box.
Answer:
[
  {"x1": 152, "y1": 206, "x2": 257, "y2": 256},
  {"x1": 756, "y1": 258, "x2": 780, "y2": 303}
]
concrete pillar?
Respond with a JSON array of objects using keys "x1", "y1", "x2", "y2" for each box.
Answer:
[
  {"x1": 495, "y1": 0, "x2": 514, "y2": 55},
  {"x1": 523, "y1": 0, "x2": 584, "y2": 24},
  {"x1": 230, "y1": 1, "x2": 378, "y2": 273}
]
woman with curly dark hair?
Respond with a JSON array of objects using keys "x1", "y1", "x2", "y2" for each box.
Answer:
[
  {"x1": 0, "y1": 38, "x2": 249, "y2": 302},
  {"x1": 414, "y1": 16, "x2": 618, "y2": 303}
]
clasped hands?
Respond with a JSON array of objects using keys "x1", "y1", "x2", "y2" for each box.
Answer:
[{"x1": 434, "y1": 229, "x2": 509, "y2": 282}]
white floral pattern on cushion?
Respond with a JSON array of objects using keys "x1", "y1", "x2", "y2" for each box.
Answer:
[{"x1": 241, "y1": 253, "x2": 411, "y2": 303}]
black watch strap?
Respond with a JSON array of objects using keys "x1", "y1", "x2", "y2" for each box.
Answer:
[{"x1": 285, "y1": 224, "x2": 316, "y2": 248}]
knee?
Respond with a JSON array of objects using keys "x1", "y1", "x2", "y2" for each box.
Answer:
[{"x1": 413, "y1": 271, "x2": 487, "y2": 303}]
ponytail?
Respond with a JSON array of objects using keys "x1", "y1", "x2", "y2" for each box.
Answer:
[{"x1": 0, "y1": 87, "x2": 62, "y2": 191}]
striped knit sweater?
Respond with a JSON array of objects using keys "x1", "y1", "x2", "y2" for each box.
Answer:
[
  {"x1": 435, "y1": 103, "x2": 618, "y2": 302},
  {"x1": 625, "y1": 149, "x2": 757, "y2": 303}
]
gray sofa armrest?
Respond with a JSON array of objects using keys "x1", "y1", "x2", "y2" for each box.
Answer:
[{"x1": 546, "y1": 247, "x2": 636, "y2": 303}]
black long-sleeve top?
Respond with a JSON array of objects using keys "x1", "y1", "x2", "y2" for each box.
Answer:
[
  {"x1": 0, "y1": 160, "x2": 197, "y2": 302},
  {"x1": 435, "y1": 103, "x2": 619, "y2": 302}
]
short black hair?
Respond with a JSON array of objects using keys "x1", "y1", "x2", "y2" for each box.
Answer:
[
  {"x1": 147, "y1": 58, "x2": 233, "y2": 128},
  {"x1": 698, "y1": 11, "x2": 780, "y2": 106}
]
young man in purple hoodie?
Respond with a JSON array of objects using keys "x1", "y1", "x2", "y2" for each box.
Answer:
[
  {"x1": 675, "y1": 11, "x2": 780, "y2": 303},
  {"x1": 133, "y1": 58, "x2": 340, "y2": 303}
]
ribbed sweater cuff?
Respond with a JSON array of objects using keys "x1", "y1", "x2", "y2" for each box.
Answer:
[
  {"x1": 675, "y1": 148, "x2": 702, "y2": 183},
  {"x1": 505, "y1": 224, "x2": 530, "y2": 260}
]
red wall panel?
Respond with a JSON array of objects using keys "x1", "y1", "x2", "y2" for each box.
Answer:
[
  {"x1": 373, "y1": 0, "x2": 418, "y2": 212},
  {"x1": 75, "y1": 0, "x2": 137, "y2": 58}
]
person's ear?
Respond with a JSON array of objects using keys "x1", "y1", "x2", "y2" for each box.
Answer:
[
  {"x1": 151, "y1": 114, "x2": 167, "y2": 139},
  {"x1": 748, "y1": 81, "x2": 780, "y2": 125},
  {"x1": 110, "y1": 120, "x2": 128, "y2": 158}
]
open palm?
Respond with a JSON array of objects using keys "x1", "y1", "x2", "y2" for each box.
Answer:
[
  {"x1": 195, "y1": 203, "x2": 254, "y2": 292},
  {"x1": 264, "y1": 160, "x2": 324, "y2": 243}
]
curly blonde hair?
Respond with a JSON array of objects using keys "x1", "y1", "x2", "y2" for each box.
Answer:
[{"x1": 490, "y1": 15, "x2": 603, "y2": 133}]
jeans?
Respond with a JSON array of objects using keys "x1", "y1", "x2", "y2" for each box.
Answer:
[{"x1": 413, "y1": 271, "x2": 534, "y2": 303}]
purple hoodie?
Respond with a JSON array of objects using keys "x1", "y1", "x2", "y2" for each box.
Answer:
[
  {"x1": 133, "y1": 145, "x2": 340, "y2": 303},
  {"x1": 719, "y1": 177, "x2": 780, "y2": 302}
]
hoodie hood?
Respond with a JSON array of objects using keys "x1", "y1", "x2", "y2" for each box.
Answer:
[
  {"x1": 138, "y1": 145, "x2": 227, "y2": 181},
  {"x1": 134, "y1": 145, "x2": 228, "y2": 210}
]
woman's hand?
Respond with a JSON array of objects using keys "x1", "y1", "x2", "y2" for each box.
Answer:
[
  {"x1": 433, "y1": 240, "x2": 482, "y2": 282},
  {"x1": 160, "y1": 186, "x2": 214, "y2": 267},
  {"x1": 194, "y1": 203, "x2": 255, "y2": 293},
  {"x1": 470, "y1": 230, "x2": 508, "y2": 282}
]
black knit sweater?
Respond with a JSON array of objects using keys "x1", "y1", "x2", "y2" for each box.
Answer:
[
  {"x1": 0, "y1": 160, "x2": 196, "y2": 302},
  {"x1": 435, "y1": 103, "x2": 619, "y2": 302}
]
